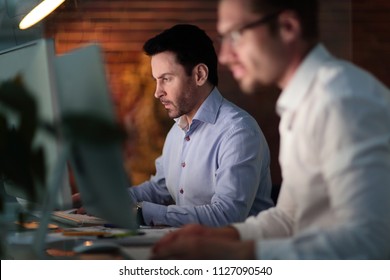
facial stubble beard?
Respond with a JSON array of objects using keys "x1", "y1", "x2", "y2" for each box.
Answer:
[
  {"x1": 166, "y1": 80, "x2": 197, "y2": 120},
  {"x1": 237, "y1": 68, "x2": 268, "y2": 96}
]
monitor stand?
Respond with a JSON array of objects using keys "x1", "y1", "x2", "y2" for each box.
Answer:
[{"x1": 32, "y1": 144, "x2": 70, "y2": 258}]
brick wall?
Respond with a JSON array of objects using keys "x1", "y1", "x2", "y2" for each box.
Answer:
[
  {"x1": 352, "y1": 0, "x2": 390, "y2": 87},
  {"x1": 45, "y1": 0, "x2": 388, "y2": 186}
]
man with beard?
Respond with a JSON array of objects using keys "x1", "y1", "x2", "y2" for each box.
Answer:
[{"x1": 129, "y1": 24, "x2": 273, "y2": 227}]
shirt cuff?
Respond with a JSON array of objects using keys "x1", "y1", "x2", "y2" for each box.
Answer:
[
  {"x1": 141, "y1": 201, "x2": 168, "y2": 226},
  {"x1": 231, "y1": 222, "x2": 261, "y2": 240},
  {"x1": 233, "y1": 222, "x2": 297, "y2": 259}
]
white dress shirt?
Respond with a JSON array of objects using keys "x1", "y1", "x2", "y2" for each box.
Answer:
[{"x1": 233, "y1": 44, "x2": 390, "y2": 259}]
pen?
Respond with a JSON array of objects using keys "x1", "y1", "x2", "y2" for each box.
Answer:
[
  {"x1": 103, "y1": 223, "x2": 119, "y2": 228},
  {"x1": 62, "y1": 230, "x2": 143, "y2": 238},
  {"x1": 62, "y1": 231, "x2": 110, "y2": 237},
  {"x1": 99, "y1": 231, "x2": 145, "y2": 239}
]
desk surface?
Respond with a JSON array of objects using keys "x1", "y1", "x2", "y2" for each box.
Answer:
[
  {"x1": 6, "y1": 237, "x2": 153, "y2": 260},
  {"x1": 3, "y1": 213, "x2": 169, "y2": 260}
]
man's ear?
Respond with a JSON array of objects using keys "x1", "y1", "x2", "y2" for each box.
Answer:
[
  {"x1": 194, "y1": 63, "x2": 209, "y2": 86},
  {"x1": 277, "y1": 10, "x2": 302, "y2": 44}
]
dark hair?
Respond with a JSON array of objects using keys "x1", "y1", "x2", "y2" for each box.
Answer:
[
  {"x1": 248, "y1": 0, "x2": 319, "y2": 40},
  {"x1": 143, "y1": 24, "x2": 218, "y2": 86}
]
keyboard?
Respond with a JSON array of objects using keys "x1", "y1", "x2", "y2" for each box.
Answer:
[{"x1": 51, "y1": 209, "x2": 107, "y2": 227}]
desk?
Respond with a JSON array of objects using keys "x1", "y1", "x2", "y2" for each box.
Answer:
[
  {"x1": 6, "y1": 234, "x2": 153, "y2": 260},
  {"x1": 2, "y1": 211, "x2": 166, "y2": 260}
]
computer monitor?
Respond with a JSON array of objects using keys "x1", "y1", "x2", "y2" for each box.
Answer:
[
  {"x1": 54, "y1": 43, "x2": 137, "y2": 230},
  {"x1": 1, "y1": 39, "x2": 137, "y2": 258},
  {"x1": 0, "y1": 39, "x2": 72, "y2": 210},
  {"x1": 1, "y1": 38, "x2": 137, "y2": 231}
]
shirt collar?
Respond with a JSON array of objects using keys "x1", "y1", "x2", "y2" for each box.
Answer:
[
  {"x1": 276, "y1": 44, "x2": 333, "y2": 116},
  {"x1": 175, "y1": 87, "x2": 223, "y2": 129}
]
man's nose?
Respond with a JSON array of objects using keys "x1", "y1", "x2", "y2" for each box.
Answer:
[
  {"x1": 218, "y1": 40, "x2": 235, "y2": 66},
  {"x1": 154, "y1": 83, "x2": 165, "y2": 99}
]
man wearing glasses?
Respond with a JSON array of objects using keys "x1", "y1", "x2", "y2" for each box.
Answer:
[{"x1": 152, "y1": 0, "x2": 390, "y2": 259}]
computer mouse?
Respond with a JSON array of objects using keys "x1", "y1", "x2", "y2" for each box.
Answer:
[
  {"x1": 73, "y1": 240, "x2": 135, "y2": 259},
  {"x1": 73, "y1": 241, "x2": 121, "y2": 254}
]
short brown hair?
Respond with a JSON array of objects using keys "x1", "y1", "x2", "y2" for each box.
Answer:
[{"x1": 240, "y1": 0, "x2": 319, "y2": 40}]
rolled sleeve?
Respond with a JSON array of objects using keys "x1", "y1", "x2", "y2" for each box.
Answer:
[{"x1": 142, "y1": 201, "x2": 168, "y2": 226}]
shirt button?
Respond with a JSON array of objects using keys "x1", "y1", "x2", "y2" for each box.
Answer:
[
  {"x1": 181, "y1": 162, "x2": 186, "y2": 168},
  {"x1": 179, "y1": 188, "x2": 184, "y2": 194},
  {"x1": 185, "y1": 136, "x2": 190, "y2": 141}
]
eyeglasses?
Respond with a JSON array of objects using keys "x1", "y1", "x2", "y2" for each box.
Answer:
[{"x1": 219, "y1": 11, "x2": 281, "y2": 46}]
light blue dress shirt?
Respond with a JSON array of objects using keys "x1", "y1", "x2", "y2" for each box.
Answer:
[{"x1": 129, "y1": 87, "x2": 273, "y2": 227}]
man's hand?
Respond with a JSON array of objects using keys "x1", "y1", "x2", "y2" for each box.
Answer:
[{"x1": 151, "y1": 224, "x2": 255, "y2": 259}]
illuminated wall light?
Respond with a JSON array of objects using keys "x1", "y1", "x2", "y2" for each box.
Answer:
[{"x1": 19, "y1": 0, "x2": 66, "y2": 30}]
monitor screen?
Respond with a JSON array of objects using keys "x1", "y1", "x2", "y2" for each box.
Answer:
[
  {"x1": 0, "y1": 39, "x2": 137, "y2": 230},
  {"x1": 55, "y1": 43, "x2": 137, "y2": 230},
  {"x1": 0, "y1": 39, "x2": 72, "y2": 210}
]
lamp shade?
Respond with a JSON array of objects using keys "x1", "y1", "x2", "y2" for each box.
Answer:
[{"x1": 19, "y1": 0, "x2": 65, "y2": 30}]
